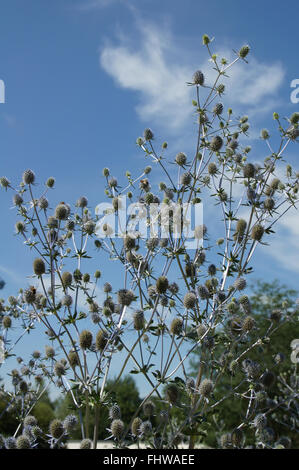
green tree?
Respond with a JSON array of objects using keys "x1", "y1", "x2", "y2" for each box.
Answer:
[{"x1": 189, "y1": 280, "x2": 299, "y2": 448}]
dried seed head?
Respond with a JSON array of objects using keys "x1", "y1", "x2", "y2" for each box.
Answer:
[
  {"x1": 133, "y1": 310, "x2": 145, "y2": 330},
  {"x1": 193, "y1": 70, "x2": 205, "y2": 86},
  {"x1": 194, "y1": 224, "x2": 207, "y2": 239},
  {"x1": 109, "y1": 404, "x2": 121, "y2": 420},
  {"x1": 183, "y1": 292, "x2": 197, "y2": 310},
  {"x1": 22, "y1": 169, "x2": 35, "y2": 185},
  {"x1": 233, "y1": 277, "x2": 246, "y2": 291},
  {"x1": 13, "y1": 194, "x2": 23, "y2": 206},
  {"x1": 45, "y1": 345, "x2": 55, "y2": 358},
  {"x1": 49, "y1": 419, "x2": 64, "y2": 439},
  {"x1": 83, "y1": 220, "x2": 96, "y2": 235},
  {"x1": 243, "y1": 163, "x2": 255, "y2": 178},
  {"x1": 63, "y1": 415, "x2": 78, "y2": 433},
  {"x1": 140, "y1": 420, "x2": 152, "y2": 435},
  {"x1": 76, "y1": 196, "x2": 88, "y2": 208},
  {"x1": 61, "y1": 271, "x2": 73, "y2": 287},
  {"x1": 213, "y1": 103, "x2": 223, "y2": 115},
  {"x1": 198, "y1": 285, "x2": 210, "y2": 299},
  {"x1": 197, "y1": 324, "x2": 207, "y2": 339},
  {"x1": 242, "y1": 316, "x2": 255, "y2": 332},
  {"x1": 199, "y1": 378, "x2": 213, "y2": 397},
  {"x1": 156, "y1": 276, "x2": 169, "y2": 294},
  {"x1": 79, "y1": 330, "x2": 93, "y2": 350},
  {"x1": 143, "y1": 400, "x2": 155, "y2": 417},
  {"x1": 80, "y1": 438, "x2": 92, "y2": 449},
  {"x1": 131, "y1": 417, "x2": 142, "y2": 436},
  {"x1": 3, "y1": 316, "x2": 12, "y2": 329},
  {"x1": 54, "y1": 362, "x2": 66, "y2": 377},
  {"x1": 170, "y1": 317, "x2": 183, "y2": 336},
  {"x1": 180, "y1": 172, "x2": 192, "y2": 186},
  {"x1": 15, "y1": 221, "x2": 26, "y2": 233},
  {"x1": 251, "y1": 224, "x2": 264, "y2": 241},
  {"x1": 95, "y1": 330, "x2": 108, "y2": 351},
  {"x1": 208, "y1": 162, "x2": 217, "y2": 175},
  {"x1": 16, "y1": 435, "x2": 31, "y2": 449},
  {"x1": 111, "y1": 419, "x2": 124, "y2": 439},
  {"x1": 239, "y1": 45, "x2": 250, "y2": 59},
  {"x1": 175, "y1": 152, "x2": 187, "y2": 166},
  {"x1": 117, "y1": 289, "x2": 135, "y2": 306},
  {"x1": 210, "y1": 136, "x2": 223, "y2": 153},
  {"x1": 68, "y1": 351, "x2": 79, "y2": 368},
  {"x1": 165, "y1": 383, "x2": 180, "y2": 404},
  {"x1": 124, "y1": 235, "x2": 136, "y2": 250},
  {"x1": 24, "y1": 415, "x2": 37, "y2": 427},
  {"x1": 62, "y1": 294, "x2": 73, "y2": 307},
  {"x1": 55, "y1": 203, "x2": 69, "y2": 220},
  {"x1": 143, "y1": 128, "x2": 154, "y2": 141}
]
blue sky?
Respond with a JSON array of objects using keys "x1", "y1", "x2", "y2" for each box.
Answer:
[{"x1": 1, "y1": 0, "x2": 299, "y2": 397}]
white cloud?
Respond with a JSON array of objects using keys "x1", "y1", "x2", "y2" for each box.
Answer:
[
  {"x1": 100, "y1": 24, "x2": 286, "y2": 134},
  {"x1": 76, "y1": 0, "x2": 123, "y2": 10}
]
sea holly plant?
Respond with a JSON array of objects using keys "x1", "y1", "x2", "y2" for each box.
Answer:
[{"x1": 0, "y1": 35, "x2": 298, "y2": 449}]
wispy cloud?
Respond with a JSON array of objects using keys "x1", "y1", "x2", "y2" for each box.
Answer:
[
  {"x1": 100, "y1": 23, "x2": 286, "y2": 134},
  {"x1": 76, "y1": 0, "x2": 124, "y2": 11}
]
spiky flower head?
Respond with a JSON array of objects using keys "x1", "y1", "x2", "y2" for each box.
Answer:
[
  {"x1": 38, "y1": 196, "x2": 49, "y2": 210},
  {"x1": 165, "y1": 383, "x2": 180, "y2": 404},
  {"x1": 54, "y1": 361, "x2": 66, "y2": 377},
  {"x1": 16, "y1": 435, "x2": 31, "y2": 449},
  {"x1": 208, "y1": 162, "x2": 217, "y2": 175},
  {"x1": 210, "y1": 136, "x2": 223, "y2": 152},
  {"x1": 83, "y1": 220, "x2": 96, "y2": 235},
  {"x1": 109, "y1": 404, "x2": 121, "y2": 420},
  {"x1": 180, "y1": 172, "x2": 192, "y2": 186},
  {"x1": 61, "y1": 294, "x2": 73, "y2": 307},
  {"x1": 47, "y1": 216, "x2": 58, "y2": 229},
  {"x1": 63, "y1": 415, "x2": 78, "y2": 433},
  {"x1": 24, "y1": 415, "x2": 37, "y2": 427},
  {"x1": 183, "y1": 292, "x2": 197, "y2": 310},
  {"x1": 213, "y1": 103, "x2": 223, "y2": 115},
  {"x1": 0, "y1": 176, "x2": 10, "y2": 188},
  {"x1": 143, "y1": 400, "x2": 155, "y2": 417},
  {"x1": 198, "y1": 285, "x2": 210, "y2": 299},
  {"x1": 33, "y1": 258, "x2": 46, "y2": 276},
  {"x1": 22, "y1": 169, "x2": 35, "y2": 185},
  {"x1": 133, "y1": 310, "x2": 145, "y2": 330},
  {"x1": 193, "y1": 70, "x2": 205, "y2": 86},
  {"x1": 95, "y1": 330, "x2": 108, "y2": 351},
  {"x1": 197, "y1": 324, "x2": 207, "y2": 339},
  {"x1": 156, "y1": 276, "x2": 169, "y2": 294},
  {"x1": 243, "y1": 163, "x2": 255, "y2": 178},
  {"x1": 111, "y1": 419, "x2": 124, "y2": 439},
  {"x1": 260, "y1": 370, "x2": 276, "y2": 388},
  {"x1": 240, "y1": 315, "x2": 254, "y2": 332},
  {"x1": 287, "y1": 126, "x2": 299, "y2": 140},
  {"x1": 79, "y1": 330, "x2": 93, "y2": 350},
  {"x1": 68, "y1": 351, "x2": 79, "y2": 368},
  {"x1": 175, "y1": 152, "x2": 187, "y2": 166},
  {"x1": 3, "y1": 316, "x2": 12, "y2": 329},
  {"x1": 140, "y1": 420, "x2": 152, "y2": 435},
  {"x1": 117, "y1": 288, "x2": 135, "y2": 306},
  {"x1": 124, "y1": 235, "x2": 136, "y2": 250},
  {"x1": 239, "y1": 45, "x2": 250, "y2": 59},
  {"x1": 131, "y1": 417, "x2": 142, "y2": 436},
  {"x1": 15, "y1": 221, "x2": 26, "y2": 233},
  {"x1": 61, "y1": 271, "x2": 72, "y2": 287},
  {"x1": 5, "y1": 437, "x2": 17, "y2": 449},
  {"x1": 254, "y1": 413, "x2": 267, "y2": 430},
  {"x1": 194, "y1": 224, "x2": 207, "y2": 239},
  {"x1": 251, "y1": 224, "x2": 264, "y2": 241},
  {"x1": 13, "y1": 193, "x2": 23, "y2": 206},
  {"x1": 80, "y1": 438, "x2": 92, "y2": 449},
  {"x1": 23, "y1": 288, "x2": 36, "y2": 304},
  {"x1": 199, "y1": 378, "x2": 213, "y2": 397},
  {"x1": 76, "y1": 196, "x2": 88, "y2": 208},
  {"x1": 49, "y1": 419, "x2": 64, "y2": 439},
  {"x1": 55, "y1": 203, "x2": 69, "y2": 220},
  {"x1": 170, "y1": 317, "x2": 183, "y2": 336},
  {"x1": 45, "y1": 345, "x2": 55, "y2": 359},
  {"x1": 144, "y1": 128, "x2": 154, "y2": 141},
  {"x1": 233, "y1": 277, "x2": 246, "y2": 291}
]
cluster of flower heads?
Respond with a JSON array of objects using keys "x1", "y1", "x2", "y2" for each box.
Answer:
[{"x1": 0, "y1": 34, "x2": 298, "y2": 449}]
